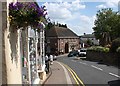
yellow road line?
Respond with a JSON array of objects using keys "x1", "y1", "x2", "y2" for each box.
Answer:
[
  {"x1": 63, "y1": 63, "x2": 79, "y2": 85},
  {"x1": 61, "y1": 62, "x2": 85, "y2": 86},
  {"x1": 65, "y1": 64, "x2": 85, "y2": 86},
  {"x1": 69, "y1": 67, "x2": 85, "y2": 86}
]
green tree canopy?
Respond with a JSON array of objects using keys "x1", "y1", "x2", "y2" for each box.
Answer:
[{"x1": 93, "y1": 8, "x2": 120, "y2": 46}]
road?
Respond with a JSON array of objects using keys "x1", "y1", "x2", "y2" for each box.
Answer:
[{"x1": 57, "y1": 55, "x2": 120, "y2": 86}]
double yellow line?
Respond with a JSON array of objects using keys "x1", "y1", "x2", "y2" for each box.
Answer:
[{"x1": 61, "y1": 62, "x2": 85, "y2": 86}]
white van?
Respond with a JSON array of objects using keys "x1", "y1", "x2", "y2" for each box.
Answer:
[{"x1": 79, "y1": 48, "x2": 87, "y2": 57}]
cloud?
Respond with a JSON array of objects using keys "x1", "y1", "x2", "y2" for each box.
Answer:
[
  {"x1": 96, "y1": 1, "x2": 119, "y2": 9},
  {"x1": 43, "y1": 0, "x2": 86, "y2": 20},
  {"x1": 70, "y1": 0, "x2": 86, "y2": 11},
  {"x1": 44, "y1": 2, "x2": 72, "y2": 19},
  {"x1": 36, "y1": 0, "x2": 119, "y2": 36},
  {"x1": 96, "y1": 4, "x2": 106, "y2": 9},
  {"x1": 43, "y1": 0, "x2": 117, "y2": 35},
  {"x1": 68, "y1": 22, "x2": 94, "y2": 36},
  {"x1": 43, "y1": 0, "x2": 97, "y2": 35},
  {"x1": 65, "y1": 13, "x2": 95, "y2": 35},
  {"x1": 79, "y1": 15, "x2": 91, "y2": 23}
]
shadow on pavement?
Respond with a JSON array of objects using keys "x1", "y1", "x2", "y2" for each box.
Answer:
[
  {"x1": 108, "y1": 79, "x2": 120, "y2": 86},
  {"x1": 83, "y1": 58, "x2": 120, "y2": 69}
]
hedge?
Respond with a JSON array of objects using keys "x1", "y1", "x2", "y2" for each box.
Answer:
[{"x1": 87, "y1": 46, "x2": 109, "y2": 53}]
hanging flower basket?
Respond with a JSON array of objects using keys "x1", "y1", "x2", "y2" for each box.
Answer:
[{"x1": 9, "y1": 2, "x2": 47, "y2": 30}]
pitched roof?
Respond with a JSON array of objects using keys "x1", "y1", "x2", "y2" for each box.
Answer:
[
  {"x1": 45, "y1": 26, "x2": 58, "y2": 37},
  {"x1": 80, "y1": 34, "x2": 95, "y2": 38},
  {"x1": 46, "y1": 26, "x2": 79, "y2": 38}
]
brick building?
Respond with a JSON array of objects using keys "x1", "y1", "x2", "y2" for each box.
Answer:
[{"x1": 45, "y1": 26, "x2": 80, "y2": 55}]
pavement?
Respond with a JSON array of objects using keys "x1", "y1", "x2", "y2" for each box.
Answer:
[{"x1": 42, "y1": 60, "x2": 75, "y2": 85}]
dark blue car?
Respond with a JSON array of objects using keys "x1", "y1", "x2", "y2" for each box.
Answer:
[{"x1": 68, "y1": 50, "x2": 79, "y2": 57}]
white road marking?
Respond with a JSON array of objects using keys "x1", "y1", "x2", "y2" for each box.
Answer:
[
  {"x1": 91, "y1": 65, "x2": 103, "y2": 71},
  {"x1": 56, "y1": 61, "x2": 73, "y2": 84},
  {"x1": 79, "y1": 62, "x2": 87, "y2": 65},
  {"x1": 109, "y1": 73, "x2": 120, "y2": 78}
]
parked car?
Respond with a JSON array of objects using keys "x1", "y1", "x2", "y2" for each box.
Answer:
[
  {"x1": 79, "y1": 48, "x2": 87, "y2": 57},
  {"x1": 68, "y1": 50, "x2": 79, "y2": 57}
]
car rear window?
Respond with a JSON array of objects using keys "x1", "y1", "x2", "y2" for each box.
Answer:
[{"x1": 80, "y1": 50, "x2": 86, "y2": 52}]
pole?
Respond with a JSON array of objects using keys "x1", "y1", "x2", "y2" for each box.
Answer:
[
  {"x1": 35, "y1": 29, "x2": 39, "y2": 80},
  {"x1": 28, "y1": 37, "x2": 31, "y2": 85},
  {"x1": 35, "y1": 29, "x2": 38, "y2": 75}
]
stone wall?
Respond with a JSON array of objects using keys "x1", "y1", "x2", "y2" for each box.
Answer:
[{"x1": 86, "y1": 51, "x2": 119, "y2": 67}]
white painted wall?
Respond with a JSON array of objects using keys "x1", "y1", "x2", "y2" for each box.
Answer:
[
  {"x1": 81, "y1": 37, "x2": 99, "y2": 45},
  {"x1": 3, "y1": 0, "x2": 22, "y2": 84},
  {"x1": 4, "y1": 29, "x2": 22, "y2": 84}
]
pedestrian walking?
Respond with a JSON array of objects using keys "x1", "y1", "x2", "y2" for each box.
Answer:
[
  {"x1": 45, "y1": 55, "x2": 50, "y2": 74},
  {"x1": 50, "y1": 54, "x2": 53, "y2": 65}
]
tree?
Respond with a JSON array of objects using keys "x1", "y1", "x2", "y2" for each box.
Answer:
[
  {"x1": 86, "y1": 39, "x2": 93, "y2": 46},
  {"x1": 110, "y1": 38, "x2": 120, "y2": 52},
  {"x1": 45, "y1": 22, "x2": 54, "y2": 29},
  {"x1": 93, "y1": 8, "x2": 119, "y2": 46},
  {"x1": 111, "y1": 14, "x2": 120, "y2": 40}
]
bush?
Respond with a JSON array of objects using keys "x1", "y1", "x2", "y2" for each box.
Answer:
[
  {"x1": 110, "y1": 38, "x2": 120, "y2": 52},
  {"x1": 87, "y1": 46, "x2": 96, "y2": 51},
  {"x1": 116, "y1": 47, "x2": 120, "y2": 53},
  {"x1": 87, "y1": 46, "x2": 109, "y2": 53},
  {"x1": 96, "y1": 46, "x2": 104, "y2": 52},
  {"x1": 104, "y1": 48, "x2": 109, "y2": 53}
]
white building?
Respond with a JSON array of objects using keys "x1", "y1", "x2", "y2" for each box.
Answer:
[
  {"x1": 1, "y1": 0, "x2": 46, "y2": 85},
  {"x1": 79, "y1": 33, "x2": 99, "y2": 48},
  {"x1": 2, "y1": 0, "x2": 22, "y2": 84}
]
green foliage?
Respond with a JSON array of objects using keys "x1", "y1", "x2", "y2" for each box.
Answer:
[
  {"x1": 110, "y1": 38, "x2": 120, "y2": 52},
  {"x1": 88, "y1": 46, "x2": 109, "y2": 53},
  {"x1": 86, "y1": 39, "x2": 93, "y2": 46},
  {"x1": 93, "y1": 8, "x2": 120, "y2": 46},
  {"x1": 116, "y1": 47, "x2": 120, "y2": 53},
  {"x1": 45, "y1": 22, "x2": 54, "y2": 29},
  {"x1": 104, "y1": 48, "x2": 110, "y2": 53}
]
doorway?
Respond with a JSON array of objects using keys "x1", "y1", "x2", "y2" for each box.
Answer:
[{"x1": 65, "y1": 42, "x2": 69, "y2": 53}]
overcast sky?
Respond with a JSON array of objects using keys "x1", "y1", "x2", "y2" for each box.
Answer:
[{"x1": 37, "y1": 0, "x2": 119, "y2": 36}]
